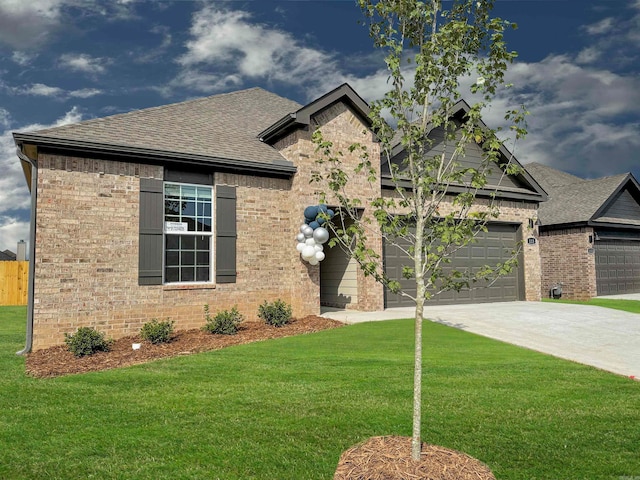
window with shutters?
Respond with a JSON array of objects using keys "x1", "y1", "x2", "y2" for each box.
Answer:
[{"x1": 163, "y1": 182, "x2": 213, "y2": 283}]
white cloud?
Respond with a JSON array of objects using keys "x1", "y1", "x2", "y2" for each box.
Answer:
[
  {"x1": 20, "y1": 83, "x2": 65, "y2": 97},
  {"x1": 11, "y1": 51, "x2": 37, "y2": 66},
  {"x1": 174, "y1": 6, "x2": 338, "y2": 93},
  {"x1": 0, "y1": 107, "x2": 83, "y2": 251},
  {"x1": 575, "y1": 46, "x2": 601, "y2": 65},
  {"x1": 494, "y1": 54, "x2": 640, "y2": 177},
  {"x1": 68, "y1": 88, "x2": 103, "y2": 98},
  {"x1": 584, "y1": 17, "x2": 615, "y2": 35},
  {"x1": 59, "y1": 53, "x2": 110, "y2": 75},
  {"x1": 0, "y1": 216, "x2": 29, "y2": 254},
  {"x1": 0, "y1": 0, "x2": 65, "y2": 48}
]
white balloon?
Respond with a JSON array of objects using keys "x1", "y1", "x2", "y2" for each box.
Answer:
[
  {"x1": 296, "y1": 232, "x2": 305, "y2": 242},
  {"x1": 315, "y1": 251, "x2": 325, "y2": 262},
  {"x1": 309, "y1": 257, "x2": 319, "y2": 266},
  {"x1": 300, "y1": 224, "x2": 308, "y2": 233},
  {"x1": 296, "y1": 242, "x2": 305, "y2": 252},
  {"x1": 302, "y1": 245, "x2": 316, "y2": 259},
  {"x1": 313, "y1": 226, "x2": 330, "y2": 244},
  {"x1": 303, "y1": 226, "x2": 314, "y2": 238},
  {"x1": 305, "y1": 238, "x2": 316, "y2": 246},
  {"x1": 314, "y1": 244, "x2": 323, "y2": 252}
]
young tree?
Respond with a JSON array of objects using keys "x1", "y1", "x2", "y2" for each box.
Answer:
[{"x1": 312, "y1": 0, "x2": 528, "y2": 461}]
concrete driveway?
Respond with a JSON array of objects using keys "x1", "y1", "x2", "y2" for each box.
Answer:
[{"x1": 322, "y1": 301, "x2": 639, "y2": 379}]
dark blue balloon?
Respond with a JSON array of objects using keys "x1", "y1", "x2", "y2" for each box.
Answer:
[
  {"x1": 318, "y1": 204, "x2": 328, "y2": 214},
  {"x1": 327, "y1": 209, "x2": 335, "y2": 218},
  {"x1": 317, "y1": 216, "x2": 326, "y2": 225},
  {"x1": 304, "y1": 206, "x2": 319, "y2": 220},
  {"x1": 309, "y1": 221, "x2": 320, "y2": 230},
  {"x1": 304, "y1": 215, "x2": 315, "y2": 224}
]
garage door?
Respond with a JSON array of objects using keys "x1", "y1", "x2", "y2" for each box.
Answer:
[
  {"x1": 384, "y1": 223, "x2": 522, "y2": 307},
  {"x1": 595, "y1": 239, "x2": 640, "y2": 295}
]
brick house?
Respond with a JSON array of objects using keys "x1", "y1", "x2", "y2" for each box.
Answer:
[
  {"x1": 527, "y1": 162, "x2": 640, "y2": 299},
  {"x1": 14, "y1": 84, "x2": 545, "y2": 351}
]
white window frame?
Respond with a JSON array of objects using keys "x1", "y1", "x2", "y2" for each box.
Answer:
[{"x1": 162, "y1": 182, "x2": 214, "y2": 284}]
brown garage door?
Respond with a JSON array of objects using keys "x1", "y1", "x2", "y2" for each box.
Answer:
[
  {"x1": 384, "y1": 223, "x2": 523, "y2": 307},
  {"x1": 595, "y1": 239, "x2": 640, "y2": 295}
]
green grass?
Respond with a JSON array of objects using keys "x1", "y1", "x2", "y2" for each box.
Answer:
[
  {"x1": 543, "y1": 297, "x2": 640, "y2": 314},
  {"x1": 1, "y1": 306, "x2": 638, "y2": 480}
]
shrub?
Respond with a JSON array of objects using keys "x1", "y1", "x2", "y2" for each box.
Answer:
[
  {"x1": 258, "y1": 299, "x2": 292, "y2": 327},
  {"x1": 64, "y1": 327, "x2": 113, "y2": 357},
  {"x1": 203, "y1": 304, "x2": 243, "y2": 335},
  {"x1": 140, "y1": 318, "x2": 175, "y2": 344}
]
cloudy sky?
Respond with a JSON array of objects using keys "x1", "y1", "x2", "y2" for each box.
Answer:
[{"x1": 1, "y1": 0, "x2": 639, "y2": 253}]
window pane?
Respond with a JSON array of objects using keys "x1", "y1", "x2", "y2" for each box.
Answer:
[
  {"x1": 196, "y1": 236, "x2": 209, "y2": 249},
  {"x1": 181, "y1": 236, "x2": 195, "y2": 249},
  {"x1": 165, "y1": 267, "x2": 179, "y2": 283},
  {"x1": 182, "y1": 186, "x2": 196, "y2": 199},
  {"x1": 196, "y1": 251, "x2": 209, "y2": 265},
  {"x1": 182, "y1": 201, "x2": 196, "y2": 216},
  {"x1": 166, "y1": 251, "x2": 179, "y2": 266},
  {"x1": 165, "y1": 200, "x2": 180, "y2": 216},
  {"x1": 196, "y1": 267, "x2": 210, "y2": 282},
  {"x1": 181, "y1": 267, "x2": 195, "y2": 282},
  {"x1": 165, "y1": 184, "x2": 180, "y2": 198},
  {"x1": 181, "y1": 251, "x2": 194, "y2": 265},
  {"x1": 166, "y1": 235, "x2": 180, "y2": 250},
  {"x1": 196, "y1": 187, "x2": 211, "y2": 200},
  {"x1": 184, "y1": 218, "x2": 196, "y2": 231}
]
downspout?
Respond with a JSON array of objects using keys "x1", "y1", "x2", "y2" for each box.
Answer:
[{"x1": 16, "y1": 148, "x2": 37, "y2": 355}]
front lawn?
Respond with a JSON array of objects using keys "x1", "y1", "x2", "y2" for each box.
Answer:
[
  {"x1": 1, "y1": 306, "x2": 638, "y2": 479},
  {"x1": 543, "y1": 297, "x2": 640, "y2": 314}
]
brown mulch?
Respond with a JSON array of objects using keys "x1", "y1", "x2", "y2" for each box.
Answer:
[
  {"x1": 26, "y1": 316, "x2": 343, "y2": 378},
  {"x1": 334, "y1": 436, "x2": 496, "y2": 480}
]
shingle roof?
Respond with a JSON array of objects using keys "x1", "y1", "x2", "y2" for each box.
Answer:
[
  {"x1": 525, "y1": 162, "x2": 629, "y2": 225},
  {"x1": 0, "y1": 250, "x2": 16, "y2": 261},
  {"x1": 524, "y1": 162, "x2": 583, "y2": 192},
  {"x1": 21, "y1": 88, "x2": 302, "y2": 166}
]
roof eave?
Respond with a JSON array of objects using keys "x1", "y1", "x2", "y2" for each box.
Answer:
[
  {"x1": 380, "y1": 176, "x2": 545, "y2": 202},
  {"x1": 13, "y1": 133, "x2": 297, "y2": 177}
]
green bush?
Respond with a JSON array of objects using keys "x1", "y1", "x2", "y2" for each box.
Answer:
[
  {"x1": 203, "y1": 304, "x2": 243, "y2": 335},
  {"x1": 140, "y1": 318, "x2": 175, "y2": 344},
  {"x1": 64, "y1": 327, "x2": 113, "y2": 357},
  {"x1": 258, "y1": 299, "x2": 292, "y2": 327}
]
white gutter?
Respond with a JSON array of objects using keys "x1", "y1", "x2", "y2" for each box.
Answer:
[{"x1": 15, "y1": 148, "x2": 37, "y2": 355}]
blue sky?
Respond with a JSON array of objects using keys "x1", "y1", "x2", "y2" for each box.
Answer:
[{"x1": 1, "y1": 0, "x2": 639, "y2": 253}]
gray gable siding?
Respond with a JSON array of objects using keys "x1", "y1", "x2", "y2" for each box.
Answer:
[
  {"x1": 595, "y1": 187, "x2": 640, "y2": 225},
  {"x1": 388, "y1": 124, "x2": 525, "y2": 191}
]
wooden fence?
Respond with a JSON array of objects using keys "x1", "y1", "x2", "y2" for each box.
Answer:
[{"x1": 0, "y1": 261, "x2": 29, "y2": 306}]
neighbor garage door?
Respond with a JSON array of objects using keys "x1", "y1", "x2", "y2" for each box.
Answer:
[
  {"x1": 595, "y1": 239, "x2": 640, "y2": 295},
  {"x1": 384, "y1": 223, "x2": 522, "y2": 307}
]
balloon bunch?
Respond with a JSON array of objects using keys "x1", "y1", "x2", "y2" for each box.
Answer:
[{"x1": 296, "y1": 204, "x2": 335, "y2": 265}]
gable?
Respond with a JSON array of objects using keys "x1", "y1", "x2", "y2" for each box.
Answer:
[
  {"x1": 385, "y1": 122, "x2": 538, "y2": 197},
  {"x1": 594, "y1": 185, "x2": 640, "y2": 226}
]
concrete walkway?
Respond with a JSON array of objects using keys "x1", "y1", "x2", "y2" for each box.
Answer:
[{"x1": 322, "y1": 301, "x2": 639, "y2": 379}]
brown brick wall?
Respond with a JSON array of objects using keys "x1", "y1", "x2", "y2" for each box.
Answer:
[
  {"x1": 274, "y1": 102, "x2": 385, "y2": 312},
  {"x1": 539, "y1": 227, "x2": 596, "y2": 300},
  {"x1": 33, "y1": 154, "x2": 303, "y2": 350}
]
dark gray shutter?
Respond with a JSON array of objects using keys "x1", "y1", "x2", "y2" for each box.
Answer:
[
  {"x1": 216, "y1": 185, "x2": 237, "y2": 283},
  {"x1": 139, "y1": 178, "x2": 164, "y2": 285}
]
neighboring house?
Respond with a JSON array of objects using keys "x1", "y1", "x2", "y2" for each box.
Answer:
[
  {"x1": 527, "y1": 162, "x2": 640, "y2": 299},
  {"x1": 0, "y1": 250, "x2": 17, "y2": 261},
  {"x1": 14, "y1": 84, "x2": 545, "y2": 351}
]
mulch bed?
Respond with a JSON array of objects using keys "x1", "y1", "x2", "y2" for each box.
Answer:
[
  {"x1": 26, "y1": 316, "x2": 343, "y2": 378},
  {"x1": 334, "y1": 436, "x2": 496, "y2": 480}
]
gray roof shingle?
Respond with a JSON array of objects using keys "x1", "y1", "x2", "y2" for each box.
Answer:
[
  {"x1": 23, "y1": 88, "x2": 302, "y2": 165},
  {"x1": 526, "y1": 162, "x2": 628, "y2": 225}
]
